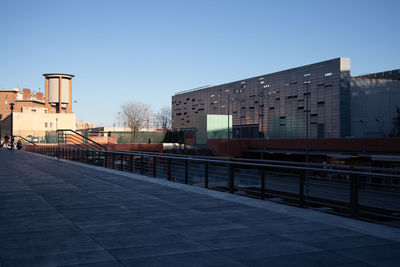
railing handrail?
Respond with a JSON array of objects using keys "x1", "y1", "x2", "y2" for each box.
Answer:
[
  {"x1": 13, "y1": 135, "x2": 37, "y2": 146},
  {"x1": 47, "y1": 145, "x2": 400, "y2": 179},
  {"x1": 56, "y1": 129, "x2": 107, "y2": 150},
  {"x1": 73, "y1": 147, "x2": 400, "y2": 175}
]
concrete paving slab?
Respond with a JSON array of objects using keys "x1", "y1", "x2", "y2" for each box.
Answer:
[
  {"x1": 241, "y1": 251, "x2": 356, "y2": 267},
  {"x1": 121, "y1": 251, "x2": 246, "y2": 267},
  {"x1": 0, "y1": 149, "x2": 400, "y2": 266}
]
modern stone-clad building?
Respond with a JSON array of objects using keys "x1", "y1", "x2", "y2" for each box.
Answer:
[
  {"x1": 172, "y1": 58, "x2": 400, "y2": 139},
  {"x1": 172, "y1": 58, "x2": 351, "y2": 139}
]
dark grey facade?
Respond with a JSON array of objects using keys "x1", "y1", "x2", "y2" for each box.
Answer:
[
  {"x1": 350, "y1": 71, "x2": 400, "y2": 138},
  {"x1": 172, "y1": 58, "x2": 351, "y2": 139},
  {"x1": 172, "y1": 59, "x2": 400, "y2": 139}
]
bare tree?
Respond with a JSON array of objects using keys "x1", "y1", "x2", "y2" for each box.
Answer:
[
  {"x1": 154, "y1": 106, "x2": 172, "y2": 130},
  {"x1": 120, "y1": 102, "x2": 152, "y2": 132}
]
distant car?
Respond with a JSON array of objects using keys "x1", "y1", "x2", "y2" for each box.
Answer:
[{"x1": 32, "y1": 137, "x2": 39, "y2": 143}]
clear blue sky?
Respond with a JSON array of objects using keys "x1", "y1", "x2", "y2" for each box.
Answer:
[{"x1": 1, "y1": 0, "x2": 399, "y2": 126}]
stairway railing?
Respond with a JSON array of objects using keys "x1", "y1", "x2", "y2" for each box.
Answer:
[{"x1": 56, "y1": 129, "x2": 107, "y2": 151}]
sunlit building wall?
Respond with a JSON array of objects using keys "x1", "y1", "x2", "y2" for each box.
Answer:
[{"x1": 172, "y1": 58, "x2": 351, "y2": 139}]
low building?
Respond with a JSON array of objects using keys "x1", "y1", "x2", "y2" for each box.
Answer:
[{"x1": 0, "y1": 73, "x2": 76, "y2": 141}]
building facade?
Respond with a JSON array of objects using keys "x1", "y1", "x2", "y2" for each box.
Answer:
[
  {"x1": 172, "y1": 58, "x2": 400, "y2": 139},
  {"x1": 350, "y1": 70, "x2": 400, "y2": 138},
  {"x1": 172, "y1": 58, "x2": 351, "y2": 139},
  {"x1": 0, "y1": 73, "x2": 76, "y2": 140}
]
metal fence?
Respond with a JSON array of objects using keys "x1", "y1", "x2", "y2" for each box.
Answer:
[{"x1": 29, "y1": 145, "x2": 400, "y2": 226}]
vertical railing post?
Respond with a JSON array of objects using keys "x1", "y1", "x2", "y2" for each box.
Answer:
[
  {"x1": 86, "y1": 149, "x2": 89, "y2": 163},
  {"x1": 260, "y1": 167, "x2": 265, "y2": 200},
  {"x1": 120, "y1": 154, "x2": 123, "y2": 171},
  {"x1": 112, "y1": 152, "x2": 115, "y2": 169},
  {"x1": 299, "y1": 170, "x2": 305, "y2": 207},
  {"x1": 350, "y1": 174, "x2": 359, "y2": 218},
  {"x1": 153, "y1": 157, "x2": 157, "y2": 178},
  {"x1": 104, "y1": 151, "x2": 107, "y2": 168},
  {"x1": 204, "y1": 161, "x2": 209, "y2": 188},
  {"x1": 229, "y1": 163, "x2": 234, "y2": 193},
  {"x1": 129, "y1": 154, "x2": 133, "y2": 172},
  {"x1": 167, "y1": 158, "x2": 171, "y2": 181},
  {"x1": 140, "y1": 155, "x2": 144, "y2": 175},
  {"x1": 184, "y1": 159, "x2": 189, "y2": 184}
]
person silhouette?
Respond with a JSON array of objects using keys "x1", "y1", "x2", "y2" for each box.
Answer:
[{"x1": 17, "y1": 139, "x2": 22, "y2": 150}]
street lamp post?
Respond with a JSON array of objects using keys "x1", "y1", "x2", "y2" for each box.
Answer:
[
  {"x1": 304, "y1": 80, "x2": 311, "y2": 165},
  {"x1": 227, "y1": 91, "x2": 230, "y2": 157},
  {"x1": 259, "y1": 88, "x2": 265, "y2": 160},
  {"x1": 10, "y1": 103, "x2": 15, "y2": 150}
]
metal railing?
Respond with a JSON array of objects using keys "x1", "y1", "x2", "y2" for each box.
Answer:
[
  {"x1": 14, "y1": 135, "x2": 37, "y2": 146},
  {"x1": 56, "y1": 129, "x2": 107, "y2": 151},
  {"x1": 30, "y1": 145, "x2": 400, "y2": 226}
]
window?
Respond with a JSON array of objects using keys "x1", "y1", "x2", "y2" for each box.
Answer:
[
  {"x1": 304, "y1": 73, "x2": 311, "y2": 77},
  {"x1": 5, "y1": 100, "x2": 8, "y2": 104},
  {"x1": 45, "y1": 122, "x2": 48, "y2": 128},
  {"x1": 263, "y1": 84, "x2": 270, "y2": 88},
  {"x1": 324, "y1": 72, "x2": 333, "y2": 77},
  {"x1": 5, "y1": 94, "x2": 8, "y2": 99},
  {"x1": 5, "y1": 106, "x2": 8, "y2": 110},
  {"x1": 260, "y1": 81, "x2": 265, "y2": 84}
]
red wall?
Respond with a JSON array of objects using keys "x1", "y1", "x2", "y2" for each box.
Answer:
[
  {"x1": 90, "y1": 136, "x2": 118, "y2": 144},
  {"x1": 207, "y1": 138, "x2": 400, "y2": 157},
  {"x1": 103, "y1": 143, "x2": 163, "y2": 153},
  {"x1": 23, "y1": 143, "x2": 163, "y2": 153}
]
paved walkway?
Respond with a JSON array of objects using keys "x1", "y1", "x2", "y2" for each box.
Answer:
[{"x1": 1, "y1": 149, "x2": 400, "y2": 266}]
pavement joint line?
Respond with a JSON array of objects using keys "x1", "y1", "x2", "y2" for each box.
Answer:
[{"x1": 23, "y1": 150, "x2": 400, "y2": 242}]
